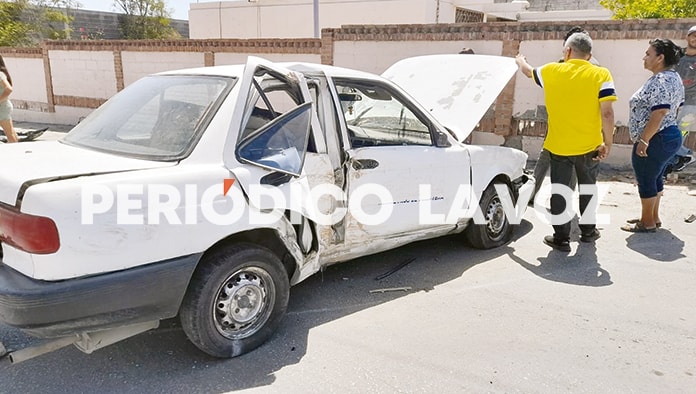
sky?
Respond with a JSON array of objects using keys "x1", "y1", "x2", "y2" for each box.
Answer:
[{"x1": 77, "y1": 0, "x2": 193, "y2": 20}]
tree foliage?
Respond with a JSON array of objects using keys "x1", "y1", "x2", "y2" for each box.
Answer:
[
  {"x1": 0, "y1": 1, "x2": 33, "y2": 46},
  {"x1": 114, "y1": 0, "x2": 180, "y2": 39},
  {"x1": 0, "y1": 0, "x2": 77, "y2": 46},
  {"x1": 600, "y1": 0, "x2": 696, "y2": 19}
]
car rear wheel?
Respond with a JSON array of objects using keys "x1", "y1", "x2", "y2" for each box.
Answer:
[
  {"x1": 180, "y1": 243, "x2": 290, "y2": 358},
  {"x1": 465, "y1": 183, "x2": 513, "y2": 249}
]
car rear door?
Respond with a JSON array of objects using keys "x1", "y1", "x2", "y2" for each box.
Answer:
[{"x1": 222, "y1": 57, "x2": 336, "y2": 255}]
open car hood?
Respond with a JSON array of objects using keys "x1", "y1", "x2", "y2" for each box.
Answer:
[{"x1": 382, "y1": 54, "x2": 518, "y2": 142}]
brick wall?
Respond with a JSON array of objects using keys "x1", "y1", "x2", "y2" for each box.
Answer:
[
  {"x1": 0, "y1": 38, "x2": 321, "y2": 124},
  {"x1": 1, "y1": 18, "x2": 696, "y2": 154},
  {"x1": 324, "y1": 19, "x2": 696, "y2": 152}
]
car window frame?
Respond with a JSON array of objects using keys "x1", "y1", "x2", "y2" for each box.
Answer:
[
  {"x1": 236, "y1": 102, "x2": 313, "y2": 176},
  {"x1": 331, "y1": 77, "x2": 437, "y2": 148}
]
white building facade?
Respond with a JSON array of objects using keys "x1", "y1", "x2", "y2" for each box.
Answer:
[{"x1": 189, "y1": 0, "x2": 611, "y2": 39}]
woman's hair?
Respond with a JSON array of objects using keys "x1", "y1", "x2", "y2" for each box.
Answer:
[
  {"x1": 564, "y1": 26, "x2": 588, "y2": 44},
  {"x1": 649, "y1": 38, "x2": 684, "y2": 67},
  {"x1": 0, "y1": 55, "x2": 12, "y2": 86}
]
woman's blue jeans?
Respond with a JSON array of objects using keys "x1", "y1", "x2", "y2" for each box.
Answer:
[{"x1": 632, "y1": 125, "x2": 682, "y2": 198}]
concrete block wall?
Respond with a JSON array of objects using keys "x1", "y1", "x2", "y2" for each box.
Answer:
[
  {"x1": 0, "y1": 38, "x2": 321, "y2": 124},
  {"x1": 121, "y1": 52, "x2": 204, "y2": 86},
  {"x1": 322, "y1": 19, "x2": 696, "y2": 157},
  {"x1": 50, "y1": 50, "x2": 117, "y2": 99},
  {"x1": 1, "y1": 18, "x2": 696, "y2": 165},
  {"x1": 0, "y1": 48, "x2": 48, "y2": 112}
]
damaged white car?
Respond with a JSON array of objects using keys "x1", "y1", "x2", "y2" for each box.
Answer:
[{"x1": 0, "y1": 55, "x2": 533, "y2": 362}]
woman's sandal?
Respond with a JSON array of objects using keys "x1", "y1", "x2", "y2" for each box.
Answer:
[
  {"x1": 621, "y1": 222, "x2": 657, "y2": 233},
  {"x1": 626, "y1": 218, "x2": 661, "y2": 228}
]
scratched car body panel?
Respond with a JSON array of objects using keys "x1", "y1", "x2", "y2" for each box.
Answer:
[{"x1": 0, "y1": 55, "x2": 534, "y2": 361}]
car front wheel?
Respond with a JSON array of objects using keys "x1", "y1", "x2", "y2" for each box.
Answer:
[
  {"x1": 180, "y1": 243, "x2": 290, "y2": 358},
  {"x1": 465, "y1": 183, "x2": 513, "y2": 249}
]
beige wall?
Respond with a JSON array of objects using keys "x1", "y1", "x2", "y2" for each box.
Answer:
[
  {"x1": 511, "y1": 38, "x2": 654, "y2": 126},
  {"x1": 121, "y1": 52, "x2": 205, "y2": 86},
  {"x1": 1, "y1": 39, "x2": 322, "y2": 124},
  {"x1": 188, "y1": 0, "x2": 558, "y2": 40},
  {"x1": 2, "y1": 19, "x2": 696, "y2": 155},
  {"x1": 6, "y1": 57, "x2": 47, "y2": 104},
  {"x1": 49, "y1": 50, "x2": 117, "y2": 99},
  {"x1": 190, "y1": 0, "x2": 436, "y2": 39},
  {"x1": 322, "y1": 20, "x2": 696, "y2": 155},
  {"x1": 333, "y1": 40, "x2": 502, "y2": 75},
  {"x1": 214, "y1": 52, "x2": 321, "y2": 65}
]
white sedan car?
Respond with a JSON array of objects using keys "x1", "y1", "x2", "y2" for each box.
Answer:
[{"x1": 0, "y1": 55, "x2": 533, "y2": 362}]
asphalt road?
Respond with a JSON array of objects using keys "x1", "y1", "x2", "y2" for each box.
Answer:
[{"x1": 0, "y1": 126, "x2": 695, "y2": 393}]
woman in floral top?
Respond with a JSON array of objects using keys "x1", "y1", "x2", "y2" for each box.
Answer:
[
  {"x1": 623, "y1": 39, "x2": 685, "y2": 233},
  {"x1": 0, "y1": 55, "x2": 18, "y2": 143}
]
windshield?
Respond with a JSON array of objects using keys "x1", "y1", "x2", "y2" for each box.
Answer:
[{"x1": 63, "y1": 75, "x2": 234, "y2": 161}]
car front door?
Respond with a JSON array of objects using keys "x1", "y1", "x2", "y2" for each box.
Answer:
[{"x1": 332, "y1": 77, "x2": 472, "y2": 253}]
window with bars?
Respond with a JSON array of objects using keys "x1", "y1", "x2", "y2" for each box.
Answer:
[{"x1": 455, "y1": 8, "x2": 484, "y2": 23}]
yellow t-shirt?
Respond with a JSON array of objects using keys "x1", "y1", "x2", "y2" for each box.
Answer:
[{"x1": 533, "y1": 59, "x2": 617, "y2": 156}]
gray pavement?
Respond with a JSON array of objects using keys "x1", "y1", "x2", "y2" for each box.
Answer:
[{"x1": 0, "y1": 122, "x2": 695, "y2": 393}]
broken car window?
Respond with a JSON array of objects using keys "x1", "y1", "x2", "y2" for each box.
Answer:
[
  {"x1": 63, "y1": 75, "x2": 232, "y2": 160},
  {"x1": 238, "y1": 102, "x2": 312, "y2": 176}
]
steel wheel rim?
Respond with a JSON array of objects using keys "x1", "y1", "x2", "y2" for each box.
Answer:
[
  {"x1": 213, "y1": 266, "x2": 276, "y2": 340},
  {"x1": 485, "y1": 195, "x2": 507, "y2": 241}
]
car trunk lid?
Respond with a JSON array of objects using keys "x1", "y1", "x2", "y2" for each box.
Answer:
[{"x1": 0, "y1": 141, "x2": 174, "y2": 206}]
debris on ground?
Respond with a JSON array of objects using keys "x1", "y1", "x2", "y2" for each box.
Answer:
[
  {"x1": 375, "y1": 258, "x2": 416, "y2": 281},
  {"x1": 369, "y1": 287, "x2": 412, "y2": 294}
]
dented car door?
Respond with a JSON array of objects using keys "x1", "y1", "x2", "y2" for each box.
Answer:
[
  {"x1": 223, "y1": 57, "x2": 336, "y2": 257},
  {"x1": 331, "y1": 77, "x2": 471, "y2": 255}
]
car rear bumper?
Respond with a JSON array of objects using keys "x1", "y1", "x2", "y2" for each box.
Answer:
[{"x1": 0, "y1": 254, "x2": 201, "y2": 338}]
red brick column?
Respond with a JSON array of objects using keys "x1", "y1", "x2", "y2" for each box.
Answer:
[
  {"x1": 495, "y1": 39, "x2": 520, "y2": 137},
  {"x1": 204, "y1": 51, "x2": 215, "y2": 67},
  {"x1": 113, "y1": 50, "x2": 124, "y2": 92},
  {"x1": 321, "y1": 29, "x2": 335, "y2": 65}
]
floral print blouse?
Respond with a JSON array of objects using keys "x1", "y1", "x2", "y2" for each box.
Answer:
[{"x1": 628, "y1": 70, "x2": 684, "y2": 142}]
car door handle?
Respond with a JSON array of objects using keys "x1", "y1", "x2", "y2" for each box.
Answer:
[{"x1": 352, "y1": 159, "x2": 379, "y2": 170}]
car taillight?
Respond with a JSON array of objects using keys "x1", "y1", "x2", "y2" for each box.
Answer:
[{"x1": 0, "y1": 205, "x2": 60, "y2": 254}]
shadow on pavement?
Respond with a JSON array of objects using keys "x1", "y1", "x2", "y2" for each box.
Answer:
[
  {"x1": 510, "y1": 242, "x2": 612, "y2": 287},
  {"x1": 624, "y1": 229, "x2": 686, "y2": 262}
]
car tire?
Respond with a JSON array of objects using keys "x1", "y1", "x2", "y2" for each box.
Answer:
[
  {"x1": 180, "y1": 243, "x2": 290, "y2": 358},
  {"x1": 465, "y1": 183, "x2": 513, "y2": 249}
]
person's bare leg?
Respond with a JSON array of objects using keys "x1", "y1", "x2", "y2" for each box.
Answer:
[
  {"x1": 0, "y1": 119, "x2": 18, "y2": 143},
  {"x1": 640, "y1": 196, "x2": 658, "y2": 228},
  {"x1": 653, "y1": 192, "x2": 662, "y2": 226}
]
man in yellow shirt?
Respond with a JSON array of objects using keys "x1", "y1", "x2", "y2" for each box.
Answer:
[{"x1": 516, "y1": 32, "x2": 616, "y2": 252}]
